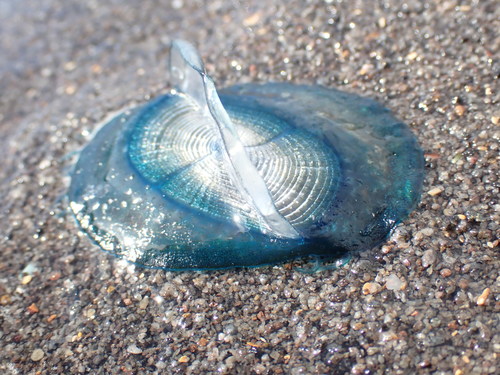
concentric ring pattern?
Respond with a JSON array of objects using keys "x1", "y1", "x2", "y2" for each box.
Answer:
[{"x1": 128, "y1": 95, "x2": 339, "y2": 235}]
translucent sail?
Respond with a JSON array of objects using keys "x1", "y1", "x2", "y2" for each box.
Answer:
[{"x1": 169, "y1": 40, "x2": 299, "y2": 239}]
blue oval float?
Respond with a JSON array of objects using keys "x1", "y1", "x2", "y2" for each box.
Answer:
[{"x1": 68, "y1": 40, "x2": 424, "y2": 270}]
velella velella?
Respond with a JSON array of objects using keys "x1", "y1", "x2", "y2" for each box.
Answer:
[{"x1": 68, "y1": 39, "x2": 424, "y2": 270}]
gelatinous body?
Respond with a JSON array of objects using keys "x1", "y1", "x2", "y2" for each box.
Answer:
[{"x1": 68, "y1": 40, "x2": 424, "y2": 270}]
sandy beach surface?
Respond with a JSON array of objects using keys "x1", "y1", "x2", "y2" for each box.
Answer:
[{"x1": 0, "y1": 1, "x2": 498, "y2": 374}]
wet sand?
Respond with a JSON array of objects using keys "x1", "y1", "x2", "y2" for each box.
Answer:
[{"x1": 0, "y1": 1, "x2": 498, "y2": 374}]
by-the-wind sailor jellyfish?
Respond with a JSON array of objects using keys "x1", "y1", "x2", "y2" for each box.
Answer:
[{"x1": 68, "y1": 40, "x2": 424, "y2": 270}]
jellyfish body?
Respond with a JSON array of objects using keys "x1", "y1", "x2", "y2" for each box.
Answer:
[{"x1": 68, "y1": 40, "x2": 424, "y2": 270}]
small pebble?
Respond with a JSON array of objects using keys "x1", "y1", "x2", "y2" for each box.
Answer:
[
  {"x1": 385, "y1": 274, "x2": 405, "y2": 291},
  {"x1": 458, "y1": 279, "x2": 469, "y2": 289},
  {"x1": 0, "y1": 295, "x2": 11, "y2": 305},
  {"x1": 139, "y1": 296, "x2": 149, "y2": 310},
  {"x1": 362, "y1": 282, "x2": 382, "y2": 295},
  {"x1": 440, "y1": 268, "x2": 452, "y2": 277},
  {"x1": 91, "y1": 64, "x2": 103, "y2": 74},
  {"x1": 476, "y1": 288, "x2": 491, "y2": 306},
  {"x1": 63, "y1": 61, "x2": 77, "y2": 71},
  {"x1": 127, "y1": 344, "x2": 142, "y2": 354},
  {"x1": 487, "y1": 240, "x2": 499, "y2": 248},
  {"x1": 47, "y1": 314, "x2": 57, "y2": 323},
  {"x1": 380, "y1": 331, "x2": 398, "y2": 341},
  {"x1": 422, "y1": 249, "x2": 437, "y2": 268},
  {"x1": 424, "y1": 152, "x2": 440, "y2": 159},
  {"x1": 352, "y1": 322, "x2": 364, "y2": 330},
  {"x1": 420, "y1": 227, "x2": 434, "y2": 236},
  {"x1": 21, "y1": 275, "x2": 33, "y2": 284},
  {"x1": 179, "y1": 355, "x2": 189, "y2": 363},
  {"x1": 352, "y1": 364, "x2": 367, "y2": 374},
  {"x1": 31, "y1": 349, "x2": 44, "y2": 362},
  {"x1": 358, "y1": 63, "x2": 374, "y2": 76},
  {"x1": 454, "y1": 105, "x2": 466, "y2": 116},
  {"x1": 428, "y1": 187, "x2": 443, "y2": 196},
  {"x1": 243, "y1": 12, "x2": 262, "y2": 27},
  {"x1": 156, "y1": 361, "x2": 167, "y2": 370},
  {"x1": 27, "y1": 303, "x2": 39, "y2": 314},
  {"x1": 406, "y1": 51, "x2": 418, "y2": 61},
  {"x1": 65, "y1": 85, "x2": 77, "y2": 95},
  {"x1": 49, "y1": 272, "x2": 61, "y2": 281}
]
